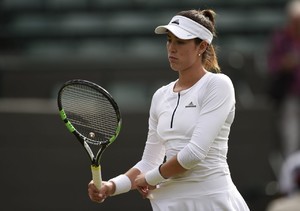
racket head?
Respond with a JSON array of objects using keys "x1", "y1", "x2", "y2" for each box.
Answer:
[{"x1": 57, "y1": 79, "x2": 121, "y2": 160}]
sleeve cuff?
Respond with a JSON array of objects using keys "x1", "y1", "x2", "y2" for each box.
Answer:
[
  {"x1": 177, "y1": 145, "x2": 204, "y2": 169},
  {"x1": 145, "y1": 165, "x2": 166, "y2": 186}
]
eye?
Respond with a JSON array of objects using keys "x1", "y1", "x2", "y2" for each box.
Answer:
[
  {"x1": 176, "y1": 40, "x2": 185, "y2": 45},
  {"x1": 166, "y1": 36, "x2": 171, "y2": 43}
]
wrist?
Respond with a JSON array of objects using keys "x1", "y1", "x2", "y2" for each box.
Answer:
[
  {"x1": 106, "y1": 181, "x2": 116, "y2": 196},
  {"x1": 108, "y1": 174, "x2": 131, "y2": 196},
  {"x1": 145, "y1": 164, "x2": 166, "y2": 186}
]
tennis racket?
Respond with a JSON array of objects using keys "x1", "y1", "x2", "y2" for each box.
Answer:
[{"x1": 57, "y1": 79, "x2": 121, "y2": 190}]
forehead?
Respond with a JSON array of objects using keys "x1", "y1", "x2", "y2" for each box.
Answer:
[
  {"x1": 167, "y1": 31, "x2": 188, "y2": 41},
  {"x1": 167, "y1": 31, "x2": 178, "y2": 37}
]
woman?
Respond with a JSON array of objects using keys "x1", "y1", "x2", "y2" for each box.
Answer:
[{"x1": 88, "y1": 9, "x2": 250, "y2": 211}]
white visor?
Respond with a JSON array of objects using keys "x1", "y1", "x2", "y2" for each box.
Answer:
[{"x1": 155, "y1": 15, "x2": 213, "y2": 44}]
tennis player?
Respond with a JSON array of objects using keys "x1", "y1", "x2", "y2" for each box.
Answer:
[{"x1": 88, "y1": 9, "x2": 250, "y2": 211}]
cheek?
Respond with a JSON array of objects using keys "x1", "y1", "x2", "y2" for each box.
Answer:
[{"x1": 182, "y1": 51, "x2": 198, "y2": 64}]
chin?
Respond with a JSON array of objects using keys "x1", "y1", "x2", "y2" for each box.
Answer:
[{"x1": 170, "y1": 64, "x2": 179, "y2": 72}]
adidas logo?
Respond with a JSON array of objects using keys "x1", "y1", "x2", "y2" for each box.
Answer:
[
  {"x1": 185, "y1": 102, "x2": 196, "y2": 108},
  {"x1": 171, "y1": 19, "x2": 179, "y2": 25}
]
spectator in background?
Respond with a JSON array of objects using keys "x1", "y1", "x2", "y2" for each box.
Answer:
[
  {"x1": 267, "y1": 0, "x2": 300, "y2": 157},
  {"x1": 266, "y1": 157, "x2": 300, "y2": 211},
  {"x1": 278, "y1": 151, "x2": 300, "y2": 196}
]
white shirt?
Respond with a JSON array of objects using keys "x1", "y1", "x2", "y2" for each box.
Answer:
[
  {"x1": 134, "y1": 72, "x2": 249, "y2": 210},
  {"x1": 135, "y1": 72, "x2": 235, "y2": 181}
]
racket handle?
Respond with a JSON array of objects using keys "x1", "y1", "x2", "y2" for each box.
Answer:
[{"x1": 91, "y1": 165, "x2": 102, "y2": 190}]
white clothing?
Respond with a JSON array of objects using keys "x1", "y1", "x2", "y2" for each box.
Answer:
[
  {"x1": 279, "y1": 96, "x2": 300, "y2": 157},
  {"x1": 134, "y1": 72, "x2": 249, "y2": 211},
  {"x1": 279, "y1": 151, "x2": 300, "y2": 195},
  {"x1": 266, "y1": 193, "x2": 300, "y2": 211}
]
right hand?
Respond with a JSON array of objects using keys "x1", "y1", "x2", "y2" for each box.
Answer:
[
  {"x1": 88, "y1": 180, "x2": 115, "y2": 203},
  {"x1": 135, "y1": 173, "x2": 156, "y2": 199}
]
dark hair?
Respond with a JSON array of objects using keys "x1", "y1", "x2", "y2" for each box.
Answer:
[{"x1": 177, "y1": 9, "x2": 220, "y2": 73}]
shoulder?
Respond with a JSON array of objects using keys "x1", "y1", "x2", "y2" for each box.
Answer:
[
  {"x1": 205, "y1": 73, "x2": 234, "y2": 91},
  {"x1": 152, "y1": 81, "x2": 175, "y2": 99},
  {"x1": 200, "y1": 73, "x2": 235, "y2": 104}
]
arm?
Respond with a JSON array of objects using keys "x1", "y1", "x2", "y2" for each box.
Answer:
[
  {"x1": 159, "y1": 155, "x2": 186, "y2": 178},
  {"x1": 177, "y1": 74, "x2": 235, "y2": 169},
  {"x1": 134, "y1": 155, "x2": 185, "y2": 198}
]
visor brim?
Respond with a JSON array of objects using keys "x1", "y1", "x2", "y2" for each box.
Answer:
[{"x1": 155, "y1": 25, "x2": 198, "y2": 40}]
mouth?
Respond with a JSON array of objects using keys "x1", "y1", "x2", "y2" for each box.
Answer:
[{"x1": 168, "y1": 56, "x2": 178, "y2": 62}]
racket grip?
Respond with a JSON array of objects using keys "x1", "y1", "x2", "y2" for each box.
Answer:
[{"x1": 91, "y1": 165, "x2": 102, "y2": 190}]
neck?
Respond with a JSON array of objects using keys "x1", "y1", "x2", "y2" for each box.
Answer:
[{"x1": 174, "y1": 67, "x2": 207, "y2": 92}]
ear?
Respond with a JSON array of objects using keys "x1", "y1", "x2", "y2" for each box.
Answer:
[{"x1": 198, "y1": 41, "x2": 208, "y2": 55}]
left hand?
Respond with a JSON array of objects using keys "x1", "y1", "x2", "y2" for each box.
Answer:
[{"x1": 134, "y1": 173, "x2": 156, "y2": 198}]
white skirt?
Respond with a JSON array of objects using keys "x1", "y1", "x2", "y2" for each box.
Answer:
[{"x1": 148, "y1": 175, "x2": 250, "y2": 211}]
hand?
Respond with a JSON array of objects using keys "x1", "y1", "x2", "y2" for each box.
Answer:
[
  {"x1": 87, "y1": 180, "x2": 115, "y2": 203},
  {"x1": 134, "y1": 173, "x2": 156, "y2": 198}
]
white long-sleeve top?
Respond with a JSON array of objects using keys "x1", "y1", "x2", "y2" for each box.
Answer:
[
  {"x1": 134, "y1": 72, "x2": 235, "y2": 183},
  {"x1": 133, "y1": 72, "x2": 250, "y2": 210}
]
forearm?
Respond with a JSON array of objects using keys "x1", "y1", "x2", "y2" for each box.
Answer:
[
  {"x1": 124, "y1": 168, "x2": 141, "y2": 190},
  {"x1": 144, "y1": 155, "x2": 187, "y2": 186}
]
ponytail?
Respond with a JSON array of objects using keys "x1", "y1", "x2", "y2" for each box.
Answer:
[
  {"x1": 201, "y1": 9, "x2": 220, "y2": 73},
  {"x1": 203, "y1": 44, "x2": 220, "y2": 73}
]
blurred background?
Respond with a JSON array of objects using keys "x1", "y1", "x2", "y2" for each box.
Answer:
[{"x1": 0, "y1": 0, "x2": 294, "y2": 210}]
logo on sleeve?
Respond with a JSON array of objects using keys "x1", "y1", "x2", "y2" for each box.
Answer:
[{"x1": 185, "y1": 101, "x2": 196, "y2": 108}]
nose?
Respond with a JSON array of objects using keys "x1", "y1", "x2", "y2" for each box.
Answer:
[{"x1": 167, "y1": 42, "x2": 176, "y2": 54}]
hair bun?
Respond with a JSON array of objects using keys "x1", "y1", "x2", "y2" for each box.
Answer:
[{"x1": 202, "y1": 10, "x2": 216, "y2": 25}]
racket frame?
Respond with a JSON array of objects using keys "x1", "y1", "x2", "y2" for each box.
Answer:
[{"x1": 57, "y1": 79, "x2": 121, "y2": 188}]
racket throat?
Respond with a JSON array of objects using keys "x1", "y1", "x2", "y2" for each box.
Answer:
[
  {"x1": 91, "y1": 162, "x2": 100, "y2": 167},
  {"x1": 93, "y1": 145, "x2": 107, "y2": 166}
]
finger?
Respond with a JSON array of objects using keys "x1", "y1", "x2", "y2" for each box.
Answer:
[
  {"x1": 88, "y1": 182, "x2": 99, "y2": 193},
  {"x1": 148, "y1": 185, "x2": 157, "y2": 190},
  {"x1": 141, "y1": 186, "x2": 149, "y2": 193},
  {"x1": 91, "y1": 197, "x2": 105, "y2": 203},
  {"x1": 89, "y1": 192, "x2": 106, "y2": 203},
  {"x1": 88, "y1": 187, "x2": 103, "y2": 199},
  {"x1": 88, "y1": 185, "x2": 99, "y2": 192},
  {"x1": 88, "y1": 191, "x2": 100, "y2": 200},
  {"x1": 137, "y1": 186, "x2": 149, "y2": 198},
  {"x1": 96, "y1": 194, "x2": 107, "y2": 203},
  {"x1": 88, "y1": 187, "x2": 100, "y2": 199}
]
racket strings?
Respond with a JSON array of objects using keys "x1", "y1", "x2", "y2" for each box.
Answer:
[{"x1": 61, "y1": 84, "x2": 118, "y2": 142}]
